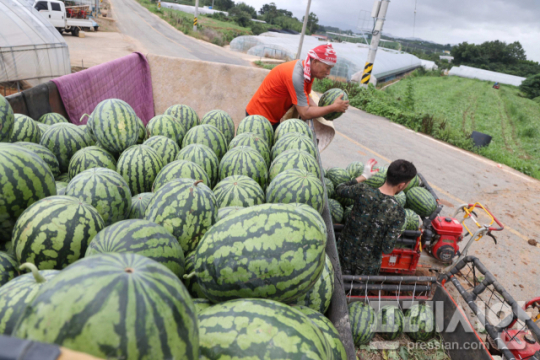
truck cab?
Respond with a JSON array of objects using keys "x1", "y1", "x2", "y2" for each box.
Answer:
[
  {"x1": 34, "y1": 0, "x2": 97, "y2": 36},
  {"x1": 34, "y1": 0, "x2": 66, "y2": 29}
]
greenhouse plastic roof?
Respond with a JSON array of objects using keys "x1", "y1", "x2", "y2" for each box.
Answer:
[
  {"x1": 231, "y1": 32, "x2": 421, "y2": 83},
  {"x1": 0, "y1": 0, "x2": 71, "y2": 85},
  {"x1": 448, "y1": 66, "x2": 525, "y2": 87}
]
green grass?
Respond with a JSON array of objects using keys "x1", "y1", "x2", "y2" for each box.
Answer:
[{"x1": 254, "y1": 61, "x2": 278, "y2": 71}]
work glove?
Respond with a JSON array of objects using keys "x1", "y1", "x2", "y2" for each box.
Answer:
[{"x1": 361, "y1": 159, "x2": 379, "y2": 180}]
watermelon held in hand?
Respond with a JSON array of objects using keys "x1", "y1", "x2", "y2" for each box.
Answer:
[
  {"x1": 346, "y1": 161, "x2": 364, "y2": 179},
  {"x1": 176, "y1": 143, "x2": 219, "y2": 187},
  {"x1": 117, "y1": 144, "x2": 164, "y2": 195},
  {"x1": 365, "y1": 169, "x2": 387, "y2": 189},
  {"x1": 200, "y1": 110, "x2": 235, "y2": 144},
  {"x1": 349, "y1": 302, "x2": 377, "y2": 346},
  {"x1": 325, "y1": 167, "x2": 350, "y2": 188},
  {"x1": 405, "y1": 304, "x2": 435, "y2": 341},
  {"x1": 126, "y1": 192, "x2": 153, "y2": 219},
  {"x1": 213, "y1": 175, "x2": 265, "y2": 209},
  {"x1": 165, "y1": 104, "x2": 199, "y2": 131},
  {"x1": 274, "y1": 119, "x2": 311, "y2": 142},
  {"x1": 12, "y1": 253, "x2": 199, "y2": 360},
  {"x1": 12, "y1": 195, "x2": 105, "y2": 270},
  {"x1": 236, "y1": 115, "x2": 274, "y2": 146},
  {"x1": 229, "y1": 132, "x2": 271, "y2": 167},
  {"x1": 38, "y1": 113, "x2": 68, "y2": 125},
  {"x1": 67, "y1": 146, "x2": 117, "y2": 180},
  {"x1": 143, "y1": 135, "x2": 180, "y2": 165},
  {"x1": 266, "y1": 169, "x2": 325, "y2": 213},
  {"x1": 0, "y1": 94, "x2": 15, "y2": 142},
  {"x1": 219, "y1": 146, "x2": 268, "y2": 189},
  {"x1": 290, "y1": 254, "x2": 334, "y2": 314},
  {"x1": 377, "y1": 305, "x2": 404, "y2": 340},
  {"x1": 146, "y1": 114, "x2": 186, "y2": 146},
  {"x1": 0, "y1": 251, "x2": 18, "y2": 287},
  {"x1": 318, "y1": 88, "x2": 349, "y2": 121},
  {"x1": 15, "y1": 142, "x2": 61, "y2": 178},
  {"x1": 406, "y1": 187, "x2": 437, "y2": 217},
  {"x1": 153, "y1": 159, "x2": 211, "y2": 191},
  {"x1": 182, "y1": 124, "x2": 228, "y2": 160},
  {"x1": 10, "y1": 114, "x2": 41, "y2": 143},
  {"x1": 328, "y1": 198, "x2": 343, "y2": 223}
]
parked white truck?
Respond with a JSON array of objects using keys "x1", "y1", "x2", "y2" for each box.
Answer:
[{"x1": 34, "y1": 0, "x2": 97, "y2": 36}]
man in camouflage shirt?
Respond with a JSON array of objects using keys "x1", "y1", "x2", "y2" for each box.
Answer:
[{"x1": 336, "y1": 159, "x2": 417, "y2": 275}]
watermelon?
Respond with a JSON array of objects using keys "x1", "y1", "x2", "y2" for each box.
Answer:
[
  {"x1": 329, "y1": 198, "x2": 343, "y2": 223},
  {"x1": 36, "y1": 122, "x2": 50, "y2": 138},
  {"x1": 38, "y1": 113, "x2": 68, "y2": 125},
  {"x1": 67, "y1": 146, "x2": 117, "y2": 180},
  {"x1": 236, "y1": 115, "x2": 274, "y2": 146},
  {"x1": 0, "y1": 263, "x2": 58, "y2": 335},
  {"x1": 405, "y1": 304, "x2": 435, "y2": 341},
  {"x1": 183, "y1": 252, "x2": 206, "y2": 299},
  {"x1": 91, "y1": 99, "x2": 139, "y2": 154},
  {"x1": 78, "y1": 125, "x2": 96, "y2": 146},
  {"x1": 377, "y1": 305, "x2": 404, "y2": 340},
  {"x1": 13, "y1": 253, "x2": 199, "y2": 360},
  {"x1": 326, "y1": 167, "x2": 350, "y2": 188},
  {"x1": 271, "y1": 132, "x2": 317, "y2": 161},
  {"x1": 125, "y1": 192, "x2": 153, "y2": 219},
  {"x1": 290, "y1": 203, "x2": 327, "y2": 234},
  {"x1": 135, "y1": 117, "x2": 147, "y2": 144},
  {"x1": 0, "y1": 251, "x2": 18, "y2": 286},
  {"x1": 266, "y1": 169, "x2": 325, "y2": 213},
  {"x1": 176, "y1": 143, "x2": 219, "y2": 187},
  {"x1": 145, "y1": 178, "x2": 217, "y2": 253},
  {"x1": 349, "y1": 302, "x2": 377, "y2": 346},
  {"x1": 404, "y1": 174, "x2": 421, "y2": 193},
  {"x1": 318, "y1": 88, "x2": 349, "y2": 120},
  {"x1": 294, "y1": 305, "x2": 347, "y2": 360},
  {"x1": 228, "y1": 132, "x2": 271, "y2": 166},
  {"x1": 269, "y1": 149, "x2": 321, "y2": 182},
  {"x1": 336, "y1": 194, "x2": 354, "y2": 209},
  {"x1": 10, "y1": 114, "x2": 41, "y2": 143},
  {"x1": 290, "y1": 254, "x2": 334, "y2": 314},
  {"x1": 219, "y1": 146, "x2": 268, "y2": 188},
  {"x1": 165, "y1": 104, "x2": 199, "y2": 131},
  {"x1": 55, "y1": 181, "x2": 68, "y2": 195},
  {"x1": 198, "y1": 298, "x2": 331, "y2": 359},
  {"x1": 143, "y1": 135, "x2": 180, "y2": 165},
  {"x1": 40, "y1": 123, "x2": 89, "y2": 173},
  {"x1": 0, "y1": 94, "x2": 14, "y2": 142},
  {"x1": 0, "y1": 144, "x2": 56, "y2": 243},
  {"x1": 324, "y1": 178, "x2": 335, "y2": 198},
  {"x1": 182, "y1": 124, "x2": 228, "y2": 160},
  {"x1": 406, "y1": 187, "x2": 437, "y2": 217},
  {"x1": 153, "y1": 159, "x2": 210, "y2": 191},
  {"x1": 217, "y1": 206, "x2": 243, "y2": 221},
  {"x1": 404, "y1": 208, "x2": 421, "y2": 230},
  {"x1": 193, "y1": 298, "x2": 212, "y2": 314},
  {"x1": 117, "y1": 144, "x2": 164, "y2": 195},
  {"x1": 193, "y1": 203, "x2": 326, "y2": 303},
  {"x1": 146, "y1": 114, "x2": 186, "y2": 146},
  {"x1": 86, "y1": 219, "x2": 185, "y2": 278},
  {"x1": 395, "y1": 191, "x2": 407, "y2": 207},
  {"x1": 12, "y1": 195, "x2": 105, "y2": 270},
  {"x1": 346, "y1": 161, "x2": 364, "y2": 179},
  {"x1": 65, "y1": 168, "x2": 132, "y2": 226},
  {"x1": 55, "y1": 173, "x2": 70, "y2": 182},
  {"x1": 274, "y1": 119, "x2": 312, "y2": 142},
  {"x1": 213, "y1": 175, "x2": 265, "y2": 208},
  {"x1": 200, "y1": 110, "x2": 235, "y2": 144},
  {"x1": 365, "y1": 169, "x2": 387, "y2": 189},
  {"x1": 15, "y1": 142, "x2": 61, "y2": 177},
  {"x1": 344, "y1": 205, "x2": 353, "y2": 221}
]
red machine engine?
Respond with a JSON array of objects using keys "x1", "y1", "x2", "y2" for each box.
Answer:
[
  {"x1": 502, "y1": 329, "x2": 540, "y2": 359},
  {"x1": 428, "y1": 216, "x2": 463, "y2": 262}
]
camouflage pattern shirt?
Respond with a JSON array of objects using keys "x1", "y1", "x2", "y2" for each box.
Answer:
[{"x1": 335, "y1": 179, "x2": 405, "y2": 275}]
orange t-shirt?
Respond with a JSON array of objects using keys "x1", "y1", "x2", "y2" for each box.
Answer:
[{"x1": 246, "y1": 60, "x2": 313, "y2": 124}]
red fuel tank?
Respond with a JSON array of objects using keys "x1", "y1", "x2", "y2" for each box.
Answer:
[{"x1": 431, "y1": 216, "x2": 463, "y2": 237}]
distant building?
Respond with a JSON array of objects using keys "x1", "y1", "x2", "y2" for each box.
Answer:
[
  {"x1": 443, "y1": 50, "x2": 451, "y2": 54},
  {"x1": 439, "y1": 55, "x2": 454, "y2": 63}
]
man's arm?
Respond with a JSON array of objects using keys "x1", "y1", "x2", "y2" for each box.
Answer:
[
  {"x1": 295, "y1": 94, "x2": 349, "y2": 120},
  {"x1": 382, "y1": 210, "x2": 406, "y2": 254}
]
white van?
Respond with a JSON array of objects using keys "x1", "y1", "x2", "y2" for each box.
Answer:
[{"x1": 34, "y1": 0, "x2": 95, "y2": 36}]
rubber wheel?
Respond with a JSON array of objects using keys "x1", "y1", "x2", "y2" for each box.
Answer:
[
  {"x1": 72, "y1": 27, "x2": 80, "y2": 37},
  {"x1": 56, "y1": 28, "x2": 63, "y2": 34}
]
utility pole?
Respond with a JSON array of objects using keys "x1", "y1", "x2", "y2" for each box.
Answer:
[
  {"x1": 296, "y1": 0, "x2": 312, "y2": 59},
  {"x1": 193, "y1": 0, "x2": 199, "y2": 31},
  {"x1": 360, "y1": 0, "x2": 390, "y2": 87}
]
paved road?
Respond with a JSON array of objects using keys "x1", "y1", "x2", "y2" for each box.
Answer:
[
  {"x1": 322, "y1": 107, "x2": 540, "y2": 301},
  {"x1": 110, "y1": 0, "x2": 249, "y2": 66}
]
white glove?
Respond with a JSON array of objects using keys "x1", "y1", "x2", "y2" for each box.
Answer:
[{"x1": 361, "y1": 159, "x2": 379, "y2": 180}]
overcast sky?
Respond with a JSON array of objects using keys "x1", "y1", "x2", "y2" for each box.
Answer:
[{"x1": 244, "y1": 0, "x2": 540, "y2": 62}]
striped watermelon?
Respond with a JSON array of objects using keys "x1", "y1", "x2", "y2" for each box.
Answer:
[
  {"x1": 145, "y1": 178, "x2": 217, "y2": 253},
  {"x1": 146, "y1": 115, "x2": 186, "y2": 146},
  {"x1": 15, "y1": 142, "x2": 61, "y2": 177},
  {"x1": 290, "y1": 254, "x2": 334, "y2": 314},
  {"x1": 36, "y1": 122, "x2": 50, "y2": 138},
  {"x1": 200, "y1": 110, "x2": 235, "y2": 144},
  {"x1": 406, "y1": 187, "x2": 437, "y2": 217},
  {"x1": 269, "y1": 149, "x2": 321, "y2": 182},
  {"x1": 13, "y1": 253, "x2": 199, "y2": 360},
  {"x1": 183, "y1": 252, "x2": 206, "y2": 299},
  {"x1": 193, "y1": 203, "x2": 326, "y2": 303},
  {"x1": 271, "y1": 132, "x2": 317, "y2": 162},
  {"x1": 153, "y1": 159, "x2": 210, "y2": 191},
  {"x1": 91, "y1": 99, "x2": 139, "y2": 154},
  {"x1": 55, "y1": 181, "x2": 68, "y2": 195},
  {"x1": 266, "y1": 169, "x2": 325, "y2": 213},
  {"x1": 0, "y1": 263, "x2": 58, "y2": 335},
  {"x1": 176, "y1": 143, "x2": 219, "y2": 187},
  {"x1": 236, "y1": 115, "x2": 274, "y2": 146},
  {"x1": 274, "y1": 119, "x2": 311, "y2": 142},
  {"x1": 12, "y1": 195, "x2": 105, "y2": 270},
  {"x1": 193, "y1": 298, "x2": 212, "y2": 314},
  {"x1": 405, "y1": 304, "x2": 435, "y2": 341},
  {"x1": 228, "y1": 132, "x2": 271, "y2": 166},
  {"x1": 326, "y1": 167, "x2": 350, "y2": 188},
  {"x1": 346, "y1": 161, "x2": 364, "y2": 179},
  {"x1": 318, "y1": 89, "x2": 349, "y2": 121},
  {"x1": 290, "y1": 203, "x2": 327, "y2": 234},
  {"x1": 336, "y1": 194, "x2": 354, "y2": 209},
  {"x1": 86, "y1": 219, "x2": 185, "y2": 278},
  {"x1": 10, "y1": 114, "x2": 41, "y2": 143},
  {"x1": 55, "y1": 173, "x2": 70, "y2": 182},
  {"x1": 182, "y1": 124, "x2": 228, "y2": 160},
  {"x1": 38, "y1": 113, "x2": 68, "y2": 125},
  {"x1": 117, "y1": 144, "x2": 164, "y2": 195},
  {"x1": 66, "y1": 168, "x2": 132, "y2": 226},
  {"x1": 324, "y1": 178, "x2": 335, "y2": 198},
  {"x1": 126, "y1": 192, "x2": 153, "y2": 219},
  {"x1": 213, "y1": 175, "x2": 265, "y2": 208},
  {"x1": 404, "y1": 208, "x2": 421, "y2": 230},
  {"x1": 40, "y1": 123, "x2": 89, "y2": 173},
  {"x1": 377, "y1": 305, "x2": 404, "y2": 340},
  {"x1": 136, "y1": 117, "x2": 147, "y2": 144},
  {"x1": 217, "y1": 206, "x2": 243, "y2": 220},
  {"x1": 165, "y1": 104, "x2": 199, "y2": 131},
  {"x1": 404, "y1": 174, "x2": 421, "y2": 193},
  {"x1": 365, "y1": 169, "x2": 387, "y2": 189},
  {"x1": 0, "y1": 144, "x2": 56, "y2": 243},
  {"x1": 395, "y1": 191, "x2": 407, "y2": 207},
  {"x1": 0, "y1": 251, "x2": 18, "y2": 286},
  {"x1": 294, "y1": 305, "x2": 347, "y2": 360},
  {"x1": 68, "y1": 146, "x2": 117, "y2": 180},
  {"x1": 329, "y1": 198, "x2": 343, "y2": 223},
  {"x1": 78, "y1": 125, "x2": 96, "y2": 145},
  {"x1": 344, "y1": 205, "x2": 353, "y2": 221},
  {"x1": 349, "y1": 302, "x2": 377, "y2": 346},
  {"x1": 219, "y1": 146, "x2": 268, "y2": 188},
  {"x1": 198, "y1": 298, "x2": 330, "y2": 359},
  {"x1": 0, "y1": 95, "x2": 14, "y2": 142},
  {"x1": 143, "y1": 135, "x2": 180, "y2": 165}
]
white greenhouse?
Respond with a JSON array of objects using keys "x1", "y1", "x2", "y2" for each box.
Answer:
[
  {"x1": 448, "y1": 66, "x2": 526, "y2": 87},
  {"x1": 0, "y1": 0, "x2": 71, "y2": 87}
]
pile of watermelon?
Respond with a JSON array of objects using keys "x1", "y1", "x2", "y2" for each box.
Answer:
[{"x1": 0, "y1": 94, "x2": 348, "y2": 359}]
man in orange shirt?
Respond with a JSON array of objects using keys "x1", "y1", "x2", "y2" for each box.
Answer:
[{"x1": 246, "y1": 43, "x2": 349, "y2": 129}]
